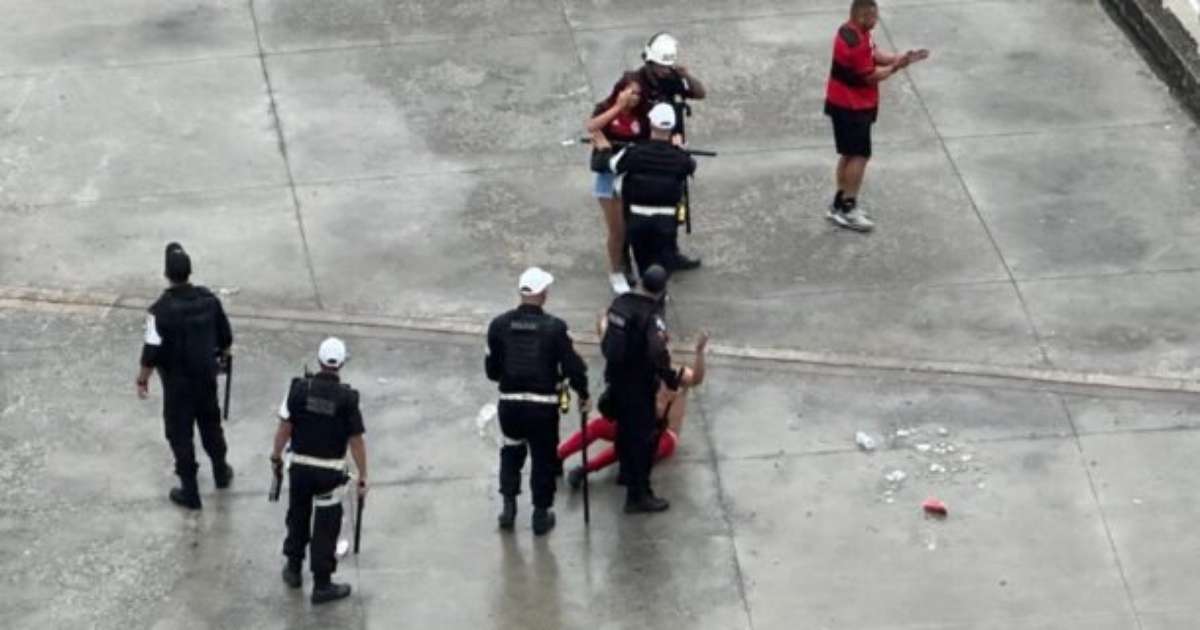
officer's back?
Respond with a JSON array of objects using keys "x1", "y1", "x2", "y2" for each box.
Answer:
[
  {"x1": 149, "y1": 279, "x2": 230, "y2": 384},
  {"x1": 487, "y1": 306, "x2": 572, "y2": 397},
  {"x1": 485, "y1": 267, "x2": 589, "y2": 536},
  {"x1": 617, "y1": 140, "x2": 695, "y2": 209},
  {"x1": 602, "y1": 266, "x2": 672, "y2": 392},
  {"x1": 285, "y1": 371, "x2": 361, "y2": 456}
]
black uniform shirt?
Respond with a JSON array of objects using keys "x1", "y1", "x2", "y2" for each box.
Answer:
[
  {"x1": 279, "y1": 373, "x2": 365, "y2": 460},
  {"x1": 610, "y1": 140, "x2": 696, "y2": 208},
  {"x1": 141, "y1": 284, "x2": 233, "y2": 381},
  {"x1": 485, "y1": 304, "x2": 589, "y2": 399},
  {"x1": 634, "y1": 66, "x2": 700, "y2": 136},
  {"x1": 602, "y1": 293, "x2": 678, "y2": 392}
]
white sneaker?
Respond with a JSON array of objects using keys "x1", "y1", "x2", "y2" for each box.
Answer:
[
  {"x1": 829, "y1": 208, "x2": 875, "y2": 233},
  {"x1": 609, "y1": 273, "x2": 631, "y2": 294}
]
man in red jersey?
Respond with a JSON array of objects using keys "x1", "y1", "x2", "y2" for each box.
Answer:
[{"x1": 824, "y1": 0, "x2": 929, "y2": 232}]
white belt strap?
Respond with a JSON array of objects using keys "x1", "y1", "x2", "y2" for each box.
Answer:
[
  {"x1": 499, "y1": 393, "x2": 559, "y2": 405},
  {"x1": 290, "y1": 453, "x2": 348, "y2": 472},
  {"x1": 314, "y1": 484, "x2": 347, "y2": 508},
  {"x1": 629, "y1": 204, "x2": 677, "y2": 217}
]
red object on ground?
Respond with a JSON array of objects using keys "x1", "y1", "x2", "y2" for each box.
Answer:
[{"x1": 923, "y1": 497, "x2": 948, "y2": 517}]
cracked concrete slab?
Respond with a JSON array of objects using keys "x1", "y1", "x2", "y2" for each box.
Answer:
[
  {"x1": 722, "y1": 440, "x2": 1140, "y2": 630},
  {"x1": 266, "y1": 34, "x2": 593, "y2": 182},
  {"x1": 946, "y1": 124, "x2": 1200, "y2": 278},
  {"x1": 0, "y1": 0, "x2": 256, "y2": 76},
  {"x1": 0, "y1": 188, "x2": 317, "y2": 310},
  {"x1": 885, "y1": 0, "x2": 1186, "y2": 137},
  {"x1": 254, "y1": 0, "x2": 569, "y2": 52},
  {"x1": 0, "y1": 58, "x2": 283, "y2": 206}
]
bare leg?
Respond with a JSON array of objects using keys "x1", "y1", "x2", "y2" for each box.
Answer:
[
  {"x1": 599, "y1": 197, "x2": 625, "y2": 274},
  {"x1": 835, "y1": 155, "x2": 849, "y2": 194},
  {"x1": 843, "y1": 156, "x2": 870, "y2": 199}
]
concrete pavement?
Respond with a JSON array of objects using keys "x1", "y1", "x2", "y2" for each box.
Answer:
[{"x1": 2, "y1": 1, "x2": 1199, "y2": 628}]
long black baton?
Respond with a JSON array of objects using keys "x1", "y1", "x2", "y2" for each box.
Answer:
[
  {"x1": 222, "y1": 355, "x2": 233, "y2": 420},
  {"x1": 683, "y1": 179, "x2": 692, "y2": 235},
  {"x1": 578, "y1": 408, "x2": 591, "y2": 525},
  {"x1": 353, "y1": 490, "x2": 365, "y2": 554}
]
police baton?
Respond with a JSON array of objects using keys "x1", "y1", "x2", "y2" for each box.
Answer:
[
  {"x1": 268, "y1": 462, "x2": 283, "y2": 502},
  {"x1": 562, "y1": 137, "x2": 717, "y2": 158},
  {"x1": 222, "y1": 354, "x2": 233, "y2": 420},
  {"x1": 353, "y1": 484, "x2": 365, "y2": 554}
]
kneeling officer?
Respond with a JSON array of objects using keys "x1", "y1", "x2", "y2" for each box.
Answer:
[
  {"x1": 486, "y1": 267, "x2": 590, "y2": 535},
  {"x1": 270, "y1": 337, "x2": 368, "y2": 605}
]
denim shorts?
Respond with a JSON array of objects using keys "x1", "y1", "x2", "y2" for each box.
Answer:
[{"x1": 592, "y1": 171, "x2": 616, "y2": 199}]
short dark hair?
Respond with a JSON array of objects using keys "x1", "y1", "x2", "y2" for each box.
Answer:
[
  {"x1": 164, "y1": 242, "x2": 192, "y2": 283},
  {"x1": 641, "y1": 265, "x2": 668, "y2": 294},
  {"x1": 851, "y1": 0, "x2": 878, "y2": 13}
]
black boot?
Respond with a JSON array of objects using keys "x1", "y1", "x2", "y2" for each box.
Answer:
[
  {"x1": 169, "y1": 475, "x2": 201, "y2": 510},
  {"x1": 669, "y1": 254, "x2": 702, "y2": 272},
  {"x1": 497, "y1": 496, "x2": 517, "y2": 531},
  {"x1": 213, "y1": 462, "x2": 234, "y2": 489},
  {"x1": 311, "y1": 575, "x2": 352, "y2": 605},
  {"x1": 282, "y1": 558, "x2": 302, "y2": 589},
  {"x1": 532, "y1": 508, "x2": 556, "y2": 536},
  {"x1": 624, "y1": 492, "x2": 670, "y2": 514},
  {"x1": 567, "y1": 467, "x2": 586, "y2": 491}
]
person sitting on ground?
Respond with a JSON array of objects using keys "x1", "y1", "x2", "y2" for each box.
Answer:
[{"x1": 558, "y1": 322, "x2": 708, "y2": 488}]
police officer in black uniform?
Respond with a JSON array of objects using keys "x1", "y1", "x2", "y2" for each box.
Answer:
[
  {"x1": 270, "y1": 337, "x2": 368, "y2": 605},
  {"x1": 611, "y1": 103, "x2": 699, "y2": 277},
  {"x1": 137, "y1": 242, "x2": 234, "y2": 510},
  {"x1": 636, "y1": 31, "x2": 707, "y2": 143},
  {"x1": 486, "y1": 267, "x2": 590, "y2": 535},
  {"x1": 601, "y1": 265, "x2": 678, "y2": 513}
]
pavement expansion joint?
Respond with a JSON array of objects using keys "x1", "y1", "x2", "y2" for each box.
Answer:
[{"x1": 3, "y1": 284, "x2": 1199, "y2": 397}]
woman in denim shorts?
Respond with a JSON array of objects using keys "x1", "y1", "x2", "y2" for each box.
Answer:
[{"x1": 586, "y1": 75, "x2": 644, "y2": 294}]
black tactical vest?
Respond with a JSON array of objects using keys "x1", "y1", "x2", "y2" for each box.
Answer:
[
  {"x1": 502, "y1": 313, "x2": 557, "y2": 394},
  {"x1": 154, "y1": 287, "x2": 221, "y2": 380},
  {"x1": 620, "y1": 142, "x2": 692, "y2": 208},
  {"x1": 288, "y1": 376, "x2": 356, "y2": 460}
]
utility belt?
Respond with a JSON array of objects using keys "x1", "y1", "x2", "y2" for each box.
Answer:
[
  {"x1": 629, "y1": 204, "x2": 678, "y2": 218},
  {"x1": 287, "y1": 453, "x2": 353, "y2": 508},
  {"x1": 498, "y1": 392, "x2": 559, "y2": 405},
  {"x1": 289, "y1": 453, "x2": 349, "y2": 472}
]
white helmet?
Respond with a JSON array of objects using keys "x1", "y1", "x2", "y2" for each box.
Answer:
[
  {"x1": 318, "y1": 337, "x2": 348, "y2": 368},
  {"x1": 643, "y1": 32, "x2": 678, "y2": 67}
]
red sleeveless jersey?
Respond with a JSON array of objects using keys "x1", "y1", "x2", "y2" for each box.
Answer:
[{"x1": 824, "y1": 22, "x2": 879, "y2": 119}]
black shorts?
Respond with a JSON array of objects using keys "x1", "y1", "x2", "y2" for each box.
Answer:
[{"x1": 831, "y1": 115, "x2": 873, "y2": 158}]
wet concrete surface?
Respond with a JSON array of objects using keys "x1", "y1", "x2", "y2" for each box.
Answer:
[{"x1": 2, "y1": 0, "x2": 1200, "y2": 628}]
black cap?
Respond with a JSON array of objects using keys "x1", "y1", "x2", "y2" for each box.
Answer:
[
  {"x1": 164, "y1": 242, "x2": 191, "y2": 282},
  {"x1": 640, "y1": 265, "x2": 668, "y2": 294}
]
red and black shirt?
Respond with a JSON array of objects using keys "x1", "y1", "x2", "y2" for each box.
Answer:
[
  {"x1": 593, "y1": 100, "x2": 645, "y2": 145},
  {"x1": 824, "y1": 22, "x2": 879, "y2": 122}
]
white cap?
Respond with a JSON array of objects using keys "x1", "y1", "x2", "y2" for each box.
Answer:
[
  {"x1": 318, "y1": 337, "x2": 348, "y2": 368},
  {"x1": 644, "y1": 33, "x2": 678, "y2": 66},
  {"x1": 648, "y1": 103, "x2": 676, "y2": 131},
  {"x1": 518, "y1": 267, "x2": 554, "y2": 296}
]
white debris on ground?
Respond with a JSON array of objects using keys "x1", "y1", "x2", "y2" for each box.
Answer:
[
  {"x1": 217, "y1": 286, "x2": 241, "y2": 296},
  {"x1": 866, "y1": 425, "x2": 988, "y2": 508},
  {"x1": 855, "y1": 431, "x2": 878, "y2": 452}
]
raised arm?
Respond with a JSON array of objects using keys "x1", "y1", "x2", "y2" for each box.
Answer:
[{"x1": 688, "y1": 332, "x2": 708, "y2": 387}]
